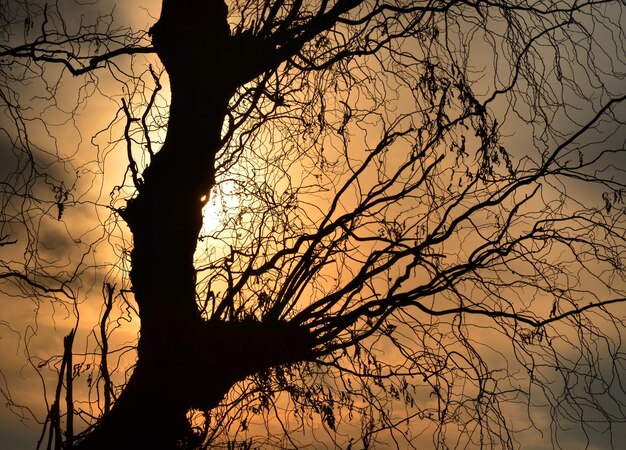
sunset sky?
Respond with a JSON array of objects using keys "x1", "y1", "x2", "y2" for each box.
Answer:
[{"x1": 1, "y1": 0, "x2": 626, "y2": 449}]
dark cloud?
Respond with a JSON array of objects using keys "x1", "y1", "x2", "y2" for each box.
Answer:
[{"x1": 0, "y1": 133, "x2": 18, "y2": 181}]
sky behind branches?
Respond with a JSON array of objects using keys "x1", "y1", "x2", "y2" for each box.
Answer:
[{"x1": 1, "y1": 0, "x2": 626, "y2": 448}]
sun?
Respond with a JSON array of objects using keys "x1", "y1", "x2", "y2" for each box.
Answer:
[{"x1": 201, "y1": 180, "x2": 239, "y2": 235}]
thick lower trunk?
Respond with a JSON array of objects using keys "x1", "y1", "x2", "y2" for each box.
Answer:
[{"x1": 75, "y1": 320, "x2": 313, "y2": 450}]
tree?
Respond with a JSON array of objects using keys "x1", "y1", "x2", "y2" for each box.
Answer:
[{"x1": 1, "y1": 0, "x2": 625, "y2": 448}]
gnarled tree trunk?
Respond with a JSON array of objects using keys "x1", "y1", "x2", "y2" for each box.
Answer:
[{"x1": 75, "y1": 1, "x2": 313, "y2": 448}]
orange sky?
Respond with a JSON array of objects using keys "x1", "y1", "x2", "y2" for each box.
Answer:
[{"x1": 1, "y1": 1, "x2": 626, "y2": 449}]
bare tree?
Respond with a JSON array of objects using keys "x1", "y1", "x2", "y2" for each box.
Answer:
[{"x1": 1, "y1": 0, "x2": 625, "y2": 448}]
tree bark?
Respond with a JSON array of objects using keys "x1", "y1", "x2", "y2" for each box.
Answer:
[
  {"x1": 75, "y1": 1, "x2": 314, "y2": 448},
  {"x1": 75, "y1": 320, "x2": 312, "y2": 449}
]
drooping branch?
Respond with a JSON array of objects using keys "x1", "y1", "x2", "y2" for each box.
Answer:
[{"x1": 0, "y1": 271, "x2": 74, "y2": 298}]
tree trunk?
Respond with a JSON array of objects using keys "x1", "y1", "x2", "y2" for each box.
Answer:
[
  {"x1": 75, "y1": 1, "x2": 314, "y2": 448},
  {"x1": 75, "y1": 320, "x2": 312, "y2": 449}
]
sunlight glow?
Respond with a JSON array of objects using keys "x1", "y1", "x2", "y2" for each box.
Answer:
[{"x1": 201, "y1": 181, "x2": 240, "y2": 235}]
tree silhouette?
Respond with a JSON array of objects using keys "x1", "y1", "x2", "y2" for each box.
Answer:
[{"x1": 1, "y1": 0, "x2": 625, "y2": 448}]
